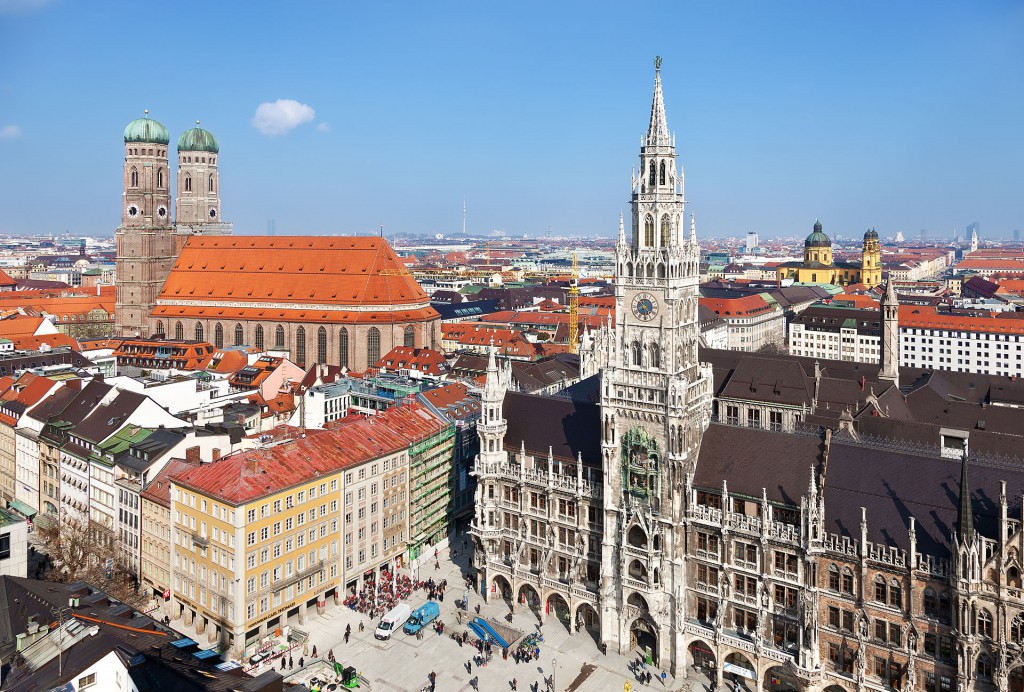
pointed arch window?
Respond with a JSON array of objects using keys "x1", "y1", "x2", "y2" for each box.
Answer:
[
  {"x1": 977, "y1": 654, "x2": 993, "y2": 680},
  {"x1": 659, "y1": 160, "x2": 666, "y2": 185},
  {"x1": 130, "y1": 167, "x2": 139, "y2": 188},
  {"x1": 214, "y1": 323, "x2": 224, "y2": 348},
  {"x1": 367, "y1": 327, "x2": 381, "y2": 365},
  {"x1": 234, "y1": 323, "x2": 244, "y2": 346},
  {"x1": 631, "y1": 341, "x2": 642, "y2": 366},
  {"x1": 660, "y1": 215, "x2": 671, "y2": 247},
  {"x1": 1012, "y1": 613, "x2": 1024, "y2": 642},
  {"x1": 649, "y1": 343, "x2": 660, "y2": 369},
  {"x1": 648, "y1": 160, "x2": 656, "y2": 186},
  {"x1": 644, "y1": 215, "x2": 655, "y2": 247},
  {"x1": 184, "y1": 175, "x2": 192, "y2": 193},
  {"x1": 209, "y1": 174, "x2": 215, "y2": 193},
  {"x1": 157, "y1": 168, "x2": 164, "y2": 189},
  {"x1": 155, "y1": 320, "x2": 164, "y2": 336},
  {"x1": 194, "y1": 322, "x2": 204, "y2": 341},
  {"x1": 174, "y1": 321, "x2": 184, "y2": 340},
  {"x1": 317, "y1": 326, "x2": 327, "y2": 364},
  {"x1": 295, "y1": 326, "x2": 306, "y2": 366},
  {"x1": 339, "y1": 328, "x2": 349, "y2": 368},
  {"x1": 977, "y1": 609, "x2": 992, "y2": 638},
  {"x1": 404, "y1": 325, "x2": 415, "y2": 348},
  {"x1": 254, "y1": 325, "x2": 264, "y2": 351},
  {"x1": 274, "y1": 324, "x2": 285, "y2": 349}
]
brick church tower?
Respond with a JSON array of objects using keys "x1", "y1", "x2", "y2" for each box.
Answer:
[{"x1": 115, "y1": 113, "x2": 177, "y2": 337}]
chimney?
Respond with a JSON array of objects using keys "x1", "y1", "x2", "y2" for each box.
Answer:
[
  {"x1": 212, "y1": 448, "x2": 221, "y2": 461},
  {"x1": 184, "y1": 446, "x2": 201, "y2": 464}
]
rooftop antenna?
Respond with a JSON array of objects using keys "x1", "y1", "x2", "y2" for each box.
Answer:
[
  {"x1": 51, "y1": 603, "x2": 71, "y2": 677},
  {"x1": 463, "y1": 199, "x2": 467, "y2": 236}
]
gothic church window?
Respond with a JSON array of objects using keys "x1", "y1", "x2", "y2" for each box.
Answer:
[
  {"x1": 275, "y1": 325, "x2": 285, "y2": 349},
  {"x1": 648, "y1": 160, "x2": 656, "y2": 186},
  {"x1": 404, "y1": 325, "x2": 415, "y2": 348},
  {"x1": 254, "y1": 325, "x2": 264, "y2": 351},
  {"x1": 234, "y1": 323, "x2": 244, "y2": 346},
  {"x1": 367, "y1": 327, "x2": 381, "y2": 365},
  {"x1": 214, "y1": 323, "x2": 224, "y2": 348},
  {"x1": 977, "y1": 609, "x2": 992, "y2": 638},
  {"x1": 660, "y1": 215, "x2": 671, "y2": 246},
  {"x1": 130, "y1": 168, "x2": 138, "y2": 187},
  {"x1": 1011, "y1": 614, "x2": 1024, "y2": 642},
  {"x1": 339, "y1": 328, "x2": 349, "y2": 368},
  {"x1": 659, "y1": 160, "x2": 666, "y2": 185},
  {"x1": 195, "y1": 323, "x2": 204, "y2": 341},
  {"x1": 174, "y1": 321, "x2": 183, "y2": 340},
  {"x1": 644, "y1": 215, "x2": 655, "y2": 247},
  {"x1": 155, "y1": 321, "x2": 164, "y2": 335},
  {"x1": 295, "y1": 326, "x2": 306, "y2": 366},
  {"x1": 185, "y1": 175, "x2": 192, "y2": 193},
  {"x1": 157, "y1": 168, "x2": 164, "y2": 188},
  {"x1": 209, "y1": 175, "x2": 215, "y2": 193},
  {"x1": 631, "y1": 341, "x2": 642, "y2": 366},
  {"x1": 649, "y1": 343, "x2": 660, "y2": 368},
  {"x1": 317, "y1": 326, "x2": 327, "y2": 364}
]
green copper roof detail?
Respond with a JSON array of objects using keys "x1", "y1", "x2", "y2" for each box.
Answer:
[
  {"x1": 123, "y1": 111, "x2": 170, "y2": 145},
  {"x1": 177, "y1": 122, "x2": 219, "y2": 153}
]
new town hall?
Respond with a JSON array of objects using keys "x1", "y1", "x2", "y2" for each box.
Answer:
[{"x1": 471, "y1": 62, "x2": 1024, "y2": 692}]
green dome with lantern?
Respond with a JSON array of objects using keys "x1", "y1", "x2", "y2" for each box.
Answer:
[
  {"x1": 177, "y1": 122, "x2": 219, "y2": 153},
  {"x1": 123, "y1": 112, "x2": 170, "y2": 145}
]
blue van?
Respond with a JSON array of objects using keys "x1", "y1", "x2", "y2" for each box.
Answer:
[{"x1": 403, "y1": 601, "x2": 440, "y2": 635}]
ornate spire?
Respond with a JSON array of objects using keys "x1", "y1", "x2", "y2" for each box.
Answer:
[
  {"x1": 884, "y1": 277, "x2": 897, "y2": 305},
  {"x1": 957, "y1": 448, "x2": 973, "y2": 542},
  {"x1": 647, "y1": 57, "x2": 670, "y2": 147},
  {"x1": 618, "y1": 212, "x2": 625, "y2": 244},
  {"x1": 689, "y1": 212, "x2": 696, "y2": 244}
]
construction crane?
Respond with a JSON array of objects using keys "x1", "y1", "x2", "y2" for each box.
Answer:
[{"x1": 568, "y1": 251, "x2": 579, "y2": 354}]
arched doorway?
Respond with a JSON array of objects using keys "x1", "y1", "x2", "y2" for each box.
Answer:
[
  {"x1": 688, "y1": 640, "x2": 716, "y2": 679},
  {"x1": 724, "y1": 652, "x2": 757, "y2": 692},
  {"x1": 764, "y1": 665, "x2": 799, "y2": 692},
  {"x1": 824, "y1": 686, "x2": 847, "y2": 692},
  {"x1": 1011, "y1": 667, "x2": 1024, "y2": 692},
  {"x1": 629, "y1": 616, "x2": 658, "y2": 664},
  {"x1": 492, "y1": 575, "x2": 512, "y2": 603},
  {"x1": 518, "y1": 583, "x2": 540, "y2": 611},
  {"x1": 546, "y1": 593, "x2": 570, "y2": 629},
  {"x1": 574, "y1": 602, "x2": 600, "y2": 636}
]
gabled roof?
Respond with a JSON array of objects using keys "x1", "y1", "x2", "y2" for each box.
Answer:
[
  {"x1": 155, "y1": 236, "x2": 438, "y2": 325},
  {"x1": 502, "y1": 390, "x2": 600, "y2": 468}
]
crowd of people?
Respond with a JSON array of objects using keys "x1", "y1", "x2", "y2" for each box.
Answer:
[{"x1": 342, "y1": 570, "x2": 418, "y2": 618}]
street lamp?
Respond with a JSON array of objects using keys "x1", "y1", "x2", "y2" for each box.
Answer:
[{"x1": 552, "y1": 657, "x2": 557, "y2": 692}]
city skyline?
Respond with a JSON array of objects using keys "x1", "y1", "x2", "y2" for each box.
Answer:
[{"x1": 1, "y1": 1, "x2": 1022, "y2": 239}]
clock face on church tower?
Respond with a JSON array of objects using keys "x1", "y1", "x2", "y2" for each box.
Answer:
[{"x1": 631, "y1": 292, "x2": 659, "y2": 321}]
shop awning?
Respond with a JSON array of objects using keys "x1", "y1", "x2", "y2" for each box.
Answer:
[
  {"x1": 724, "y1": 662, "x2": 757, "y2": 680},
  {"x1": 8, "y1": 500, "x2": 36, "y2": 518}
]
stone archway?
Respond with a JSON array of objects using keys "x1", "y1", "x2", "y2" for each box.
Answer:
[
  {"x1": 1011, "y1": 667, "x2": 1024, "y2": 692},
  {"x1": 724, "y1": 652, "x2": 757, "y2": 692},
  {"x1": 629, "y1": 616, "x2": 658, "y2": 664},
  {"x1": 546, "y1": 593, "x2": 570, "y2": 630},
  {"x1": 492, "y1": 574, "x2": 512, "y2": 603},
  {"x1": 574, "y1": 602, "x2": 600, "y2": 637},
  {"x1": 764, "y1": 665, "x2": 799, "y2": 692},
  {"x1": 688, "y1": 639, "x2": 716, "y2": 678},
  {"x1": 824, "y1": 685, "x2": 848, "y2": 692},
  {"x1": 518, "y1": 583, "x2": 541, "y2": 611}
]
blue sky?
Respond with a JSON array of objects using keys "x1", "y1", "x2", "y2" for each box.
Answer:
[{"x1": 1, "y1": 1, "x2": 1022, "y2": 240}]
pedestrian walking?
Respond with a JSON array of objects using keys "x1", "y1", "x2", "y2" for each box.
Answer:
[
  {"x1": 312, "y1": 645, "x2": 317, "y2": 658},
  {"x1": 470, "y1": 676, "x2": 479, "y2": 691},
  {"x1": 344, "y1": 631, "x2": 349, "y2": 644},
  {"x1": 466, "y1": 660, "x2": 473, "y2": 674},
  {"x1": 281, "y1": 658, "x2": 286, "y2": 671},
  {"x1": 298, "y1": 657, "x2": 304, "y2": 668},
  {"x1": 359, "y1": 621, "x2": 364, "y2": 632},
  {"x1": 512, "y1": 678, "x2": 518, "y2": 690},
  {"x1": 661, "y1": 671, "x2": 667, "y2": 686},
  {"x1": 289, "y1": 656, "x2": 293, "y2": 669}
]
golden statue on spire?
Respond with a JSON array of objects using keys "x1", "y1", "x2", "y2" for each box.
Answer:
[{"x1": 654, "y1": 56, "x2": 662, "y2": 70}]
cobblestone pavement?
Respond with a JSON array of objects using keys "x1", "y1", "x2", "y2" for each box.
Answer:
[{"x1": 231, "y1": 536, "x2": 709, "y2": 692}]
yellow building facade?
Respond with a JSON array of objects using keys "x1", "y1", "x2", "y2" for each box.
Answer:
[{"x1": 776, "y1": 221, "x2": 882, "y2": 288}]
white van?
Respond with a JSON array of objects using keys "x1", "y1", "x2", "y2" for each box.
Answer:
[{"x1": 374, "y1": 603, "x2": 412, "y2": 640}]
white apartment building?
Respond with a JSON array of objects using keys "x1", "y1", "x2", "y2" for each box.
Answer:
[
  {"x1": 788, "y1": 305, "x2": 882, "y2": 362},
  {"x1": 900, "y1": 306, "x2": 1024, "y2": 377},
  {"x1": 700, "y1": 295, "x2": 785, "y2": 351}
]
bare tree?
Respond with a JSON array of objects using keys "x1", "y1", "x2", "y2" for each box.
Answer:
[{"x1": 36, "y1": 518, "x2": 146, "y2": 608}]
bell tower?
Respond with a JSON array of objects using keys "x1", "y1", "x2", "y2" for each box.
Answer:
[
  {"x1": 597, "y1": 58, "x2": 712, "y2": 672},
  {"x1": 175, "y1": 122, "x2": 232, "y2": 253},
  {"x1": 115, "y1": 111, "x2": 177, "y2": 338}
]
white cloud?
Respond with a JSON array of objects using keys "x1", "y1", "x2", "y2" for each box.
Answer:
[
  {"x1": 316, "y1": 122, "x2": 330, "y2": 133},
  {"x1": 251, "y1": 99, "x2": 315, "y2": 136},
  {"x1": 0, "y1": 125, "x2": 21, "y2": 140}
]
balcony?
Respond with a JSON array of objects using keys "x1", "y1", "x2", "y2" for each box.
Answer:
[{"x1": 191, "y1": 533, "x2": 209, "y2": 548}]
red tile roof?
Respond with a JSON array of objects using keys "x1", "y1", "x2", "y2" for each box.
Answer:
[
  {"x1": 155, "y1": 237, "x2": 439, "y2": 325},
  {"x1": 171, "y1": 404, "x2": 448, "y2": 505},
  {"x1": 374, "y1": 346, "x2": 447, "y2": 376},
  {"x1": 900, "y1": 305, "x2": 1024, "y2": 335},
  {"x1": 699, "y1": 295, "x2": 776, "y2": 317}
]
